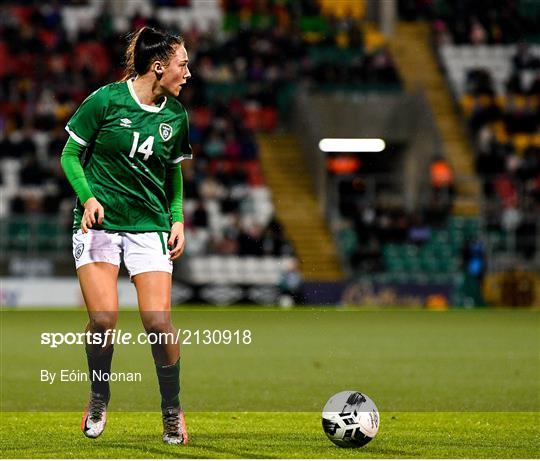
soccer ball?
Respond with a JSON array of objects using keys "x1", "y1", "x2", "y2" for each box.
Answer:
[{"x1": 321, "y1": 390, "x2": 379, "y2": 448}]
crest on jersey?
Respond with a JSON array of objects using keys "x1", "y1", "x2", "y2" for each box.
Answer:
[{"x1": 159, "y1": 123, "x2": 173, "y2": 141}]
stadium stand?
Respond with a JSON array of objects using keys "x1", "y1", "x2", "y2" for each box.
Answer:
[
  {"x1": 434, "y1": 2, "x2": 539, "y2": 264},
  {"x1": 0, "y1": 0, "x2": 402, "y2": 291},
  {"x1": 0, "y1": 1, "x2": 292, "y2": 286},
  {"x1": 385, "y1": 0, "x2": 539, "y2": 305},
  {"x1": 324, "y1": 0, "x2": 538, "y2": 306}
]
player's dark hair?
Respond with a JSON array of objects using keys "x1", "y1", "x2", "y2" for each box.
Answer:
[{"x1": 122, "y1": 27, "x2": 184, "y2": 81}]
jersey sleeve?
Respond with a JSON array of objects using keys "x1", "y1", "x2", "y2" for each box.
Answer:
[
  {"x1": 65, "y1": 86, "x2": 109, "y2": 147},
  {"x1": 169, "y1": 107, "x2": 193, "y2": 165}
]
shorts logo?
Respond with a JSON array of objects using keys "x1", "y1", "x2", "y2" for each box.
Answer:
[
  {"x1": 159, "y1": 123, "x2": 173, "y2": 141},
  {"x1": 74, "y1": 243, "x2": 84, "y2": 260}
]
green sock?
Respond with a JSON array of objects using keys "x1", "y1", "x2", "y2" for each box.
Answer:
[
  {"x1": 155, "y1": 359, "x2": 180, "y2": 409},
  {"x1": 86, "y1": 345, "x2": 113, "y2": 401}
]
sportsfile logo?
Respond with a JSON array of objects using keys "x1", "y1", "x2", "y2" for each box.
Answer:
[{"x1": 40, "y1": 329, "x2": 253, "y2": 348}]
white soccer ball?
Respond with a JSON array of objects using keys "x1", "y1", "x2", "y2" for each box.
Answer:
[{"x1": 322, "y1": 390, "x2": 379, "y2": 448}]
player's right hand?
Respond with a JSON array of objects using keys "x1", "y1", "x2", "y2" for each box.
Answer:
[{"x1": 82, "y1": 197, "x2": 105, "y2": 233}]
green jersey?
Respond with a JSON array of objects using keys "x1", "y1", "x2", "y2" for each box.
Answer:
[{"x1": 65, "y1": 79, "x2": 192, "y2": 232}]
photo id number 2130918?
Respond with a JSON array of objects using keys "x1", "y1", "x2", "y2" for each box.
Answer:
[{"x1": 180, "y1": 329, "x2": 252, "y2": 345}]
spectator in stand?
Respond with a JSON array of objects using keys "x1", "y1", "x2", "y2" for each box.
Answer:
[
  {"x1": 430, "y1": 155, "x2": 455, "y2": 207},
  {"x1": 500, "y1": 265, "x2": 535, "y2": 306},
  {"x1": 237, "y1": 223, "x2": 264, "y2": 256},
  {"x1": 428, "y1": 0, "x2": 536, "y2": 44},
  {"x1": 191, "y1": 202, "x2": 209, "y2": 228},
  {"x1": 461, "y1": 238, "x2": 486, "y2": 307},
  {"x1": 350, "y1": 236, "x2": 382, "y2": 273},
  {"x1": 408, "y1": 214, "x2": 432, "y2": 245},
  {"x1": 278, "y1": 258, "x2": 302, "y2": 307},
  {"x1": 19, "y1": 154, "x2": 44, "y2": 186},
  {"x1": 512, "y1": 42, "x2": 540, "y2": 70},
  {"x1": 469, "y1": 19, "x2": 487, "y2": 44}
]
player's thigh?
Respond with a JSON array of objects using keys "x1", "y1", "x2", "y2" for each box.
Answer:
[
  {"x1": 77, "y1": 262, "x2": 120, "y2": 310},
  {"x1": 123, "y1": 232, "x2": 173, "y2": 331},
  {"x1": 132, "y1": 271, "x2": 172, "y2": 312},
  {"x1": 73, "y1": 229, "x2": 121, "y2": 321},
  {"x1": 123, "y1": 232, "x2": 173, "y2": 311},
  {"x1": 133, "y1": 271, "x2": 173, "y2": 334}
]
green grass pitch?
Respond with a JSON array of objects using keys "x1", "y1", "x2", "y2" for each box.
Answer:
[
  {"x1": 1, "y1": 308, "x2": 539, "y2": 458},
  {"x1": 1, "y1": 411, "x2": 538, "y2": 458}
]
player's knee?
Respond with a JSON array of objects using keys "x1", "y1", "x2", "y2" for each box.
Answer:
[
  {"x1": 142, "y1": 316, "x2": 172, "y2": 335},
  {"x1": 89, "y1": 312, "x2": 118, "y2": 332}
]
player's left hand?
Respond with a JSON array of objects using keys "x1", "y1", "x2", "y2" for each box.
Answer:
[{"x1": 168, "y1": 222, "x2": 185, "y2": 261}]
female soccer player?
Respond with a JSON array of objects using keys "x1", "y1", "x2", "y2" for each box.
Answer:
[{"x1": 61, "y1": 27, "x2": 191, "y2": 445}]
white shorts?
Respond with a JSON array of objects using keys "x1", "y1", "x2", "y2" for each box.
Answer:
[{"x1": 72, "y1": 229, "x2": 173, "y2": 277}]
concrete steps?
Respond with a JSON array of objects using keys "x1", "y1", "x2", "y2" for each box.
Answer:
[
  {"x1": 258, "y1": 133, "x2": 343, "y2": 281},
  {"x1": 389, "y1": 22, "x2": 481, "y2": 217}
]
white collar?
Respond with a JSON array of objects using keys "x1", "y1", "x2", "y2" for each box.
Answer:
[{"x1": 127, "y1": 79, "x2": 167, "y2": 113}]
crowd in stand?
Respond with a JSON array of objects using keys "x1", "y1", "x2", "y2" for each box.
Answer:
[
  {"x1": 336, "y1": 167, "x2": 455, "y2": 273},
  {"x1": 421, "y1": 0, "x2": 540, "y2": 258},
  {"x1": 460, "y1": 48, "x2": 539, "y2": 252},
  {"x1": 191, "y1": 0, "x2": 400, "y2": 99},
  {"x1": 0, "y1": 1, "x2": 401, "y2": 259},
  {"x1": 0, "y1": 3, "x2": 289, "y2": 257},
  {"x1": 399, "y1": 0, "x2": 539, "y2": 45}
]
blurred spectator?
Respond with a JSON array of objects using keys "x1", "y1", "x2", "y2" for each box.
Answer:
[
  {"x1": 500, "y1": 266, "x2": 535, "y2": 306},
  {"x1": 19, "y1": 155, "x2": 44, "y2": 185},
  {"x1": 278, "y1": 258, "x2": 302, "y2": 307},
  {"x1": 191, "y1": 201, "x2": 208, "y2": 228},
  {"x1": 237, "y1": 224, "x2": 264, "y2": 256},
  {"x1": 512, "y1": 43, "x2": 540, "y2": 70},
  {"x1": 461, "y1": 238, "x2": 486, "y2": 307},
  {"x1": 408, "y1": 214, "x2": 432, "y2": 244},
  {"x1": 430, "y1": 155, "x2": 455, "y2": 210},
  {"x1": 351, "y1": 236, "x2": 382, "y2": 273},
  {"x1": 427, "y1": 0, "x2": 538, "y2": 44},
  {"x1": 469, "y1": 19, "x2": 487, "y2": 45}
]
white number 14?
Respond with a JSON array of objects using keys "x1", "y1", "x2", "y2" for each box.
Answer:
[{"x1": 129, "y1": 132, "x2": 154, "y2": 161}]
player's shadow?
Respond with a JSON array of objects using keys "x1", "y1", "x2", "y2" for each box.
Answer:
[
  {"x1": 96, "y1": 442, "x2": 210, "y2": 459},
  {"x1": 195, "y1": 442, "x2": 280, "y2": 459},
  {"x1": 95, "y1": 432, "x2": 274, "y2": 459},
  {"x1": 194, "y1": 431, "x2": 304, "y2": 459}
]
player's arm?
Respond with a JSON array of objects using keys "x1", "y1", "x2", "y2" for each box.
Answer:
[
  {"x1": 166, "y1": 164, "x2": 185, "y2": 260},
  {"x1": 63, "y1": 86, "x2": 109, "y2": 233},
  {"x1": 60, "y1": 138, "x2": 104, "y2": 233},
  {"x1": 167, "y1": 110, "x2": 191, "y2": 260}
]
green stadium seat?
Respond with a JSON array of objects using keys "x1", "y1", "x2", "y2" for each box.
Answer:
[
  {"x1": 308, "y1": 46, "x2": 361, "y2": 64},
  {"x1": 373, "y1": 273, "x2": 391, "y2": 284},
  {"x1": 388, "y1": 272, "x2": 409, "y2": 284},
  {"x1": 431, "y1": 229, "x2": 450, "y2": 244},
  {"x1": 428, "y1": 273, "x2": 452, "y2": 284},
  {"x1": 403, "y1": 244, "x2": 419, "y2": 257},
  {"x1": 402, "y1": 255, "x2": 421, "y2": 273},
  {"x1": 420, "y1": 256, "x2": 438, "y2": 273},
  {"x1": 409, "y1": 273, "x2": 429, "y2": 285},
  {"x1": 386, "y1": 257, "x2": 405, "y2": 273},
  {"x1": 300, "y1": 16, "x2": 329, "y2": 35},
  {"x1": 7, "y1": 218, "x2": 31, "y2": 251},
  {"x1": 337, "y1": 228, "x2": 358, "y2": 257}
]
